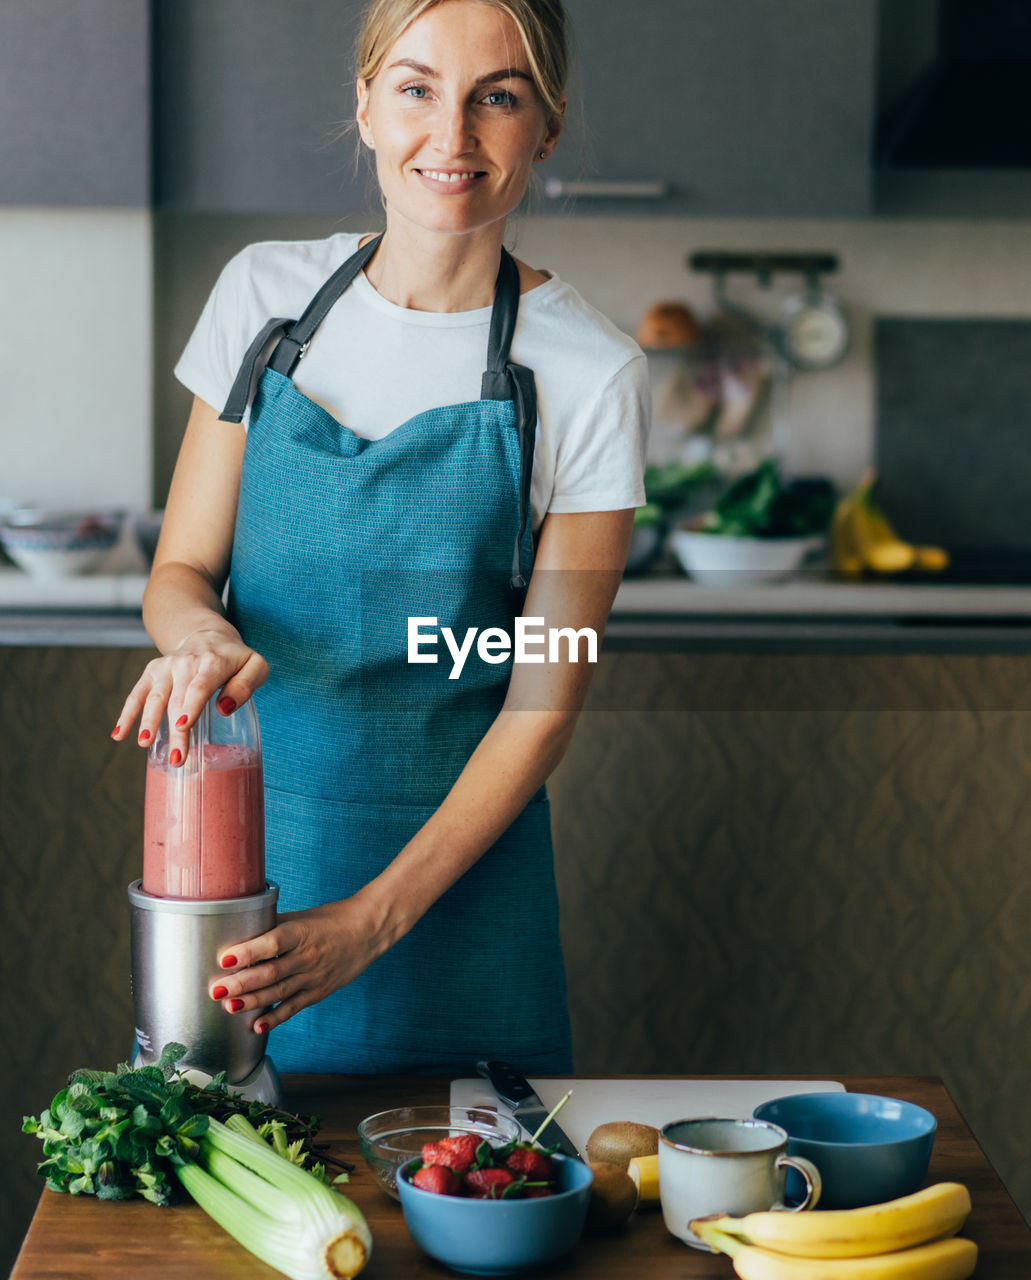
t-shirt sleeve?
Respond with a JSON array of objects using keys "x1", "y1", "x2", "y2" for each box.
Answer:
[
  {"x1": 173, "y1": 246, "x2": 263, "y2": 424},
  {"x1": 545, "y1": 353, "x2": 651, "y2": 514}
]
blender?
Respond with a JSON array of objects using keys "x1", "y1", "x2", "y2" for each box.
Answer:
[{"x1": 128, "y1": 694, "x2": 281, "y2": 1103}]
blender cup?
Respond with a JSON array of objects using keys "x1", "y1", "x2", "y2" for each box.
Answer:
[
  {"x1": 129, "y1": 694, "x2": 278, "y2": 1094},
  {"x1": 142, "y1": 694, "x2": 265, "y2": 898}
]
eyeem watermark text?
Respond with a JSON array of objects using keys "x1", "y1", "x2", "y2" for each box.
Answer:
[{"x1": 408, "y1": 616, "x2": 598, "y2": 680}]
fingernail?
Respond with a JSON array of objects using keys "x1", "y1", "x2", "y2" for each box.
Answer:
[
  {"x1": 138, "y1": 729, "x2": 151, "y2": 743},
  {"x1": 110, "y1": 726, "x2": 120, "y2": 739},
  {"x1": 211, "y1": 985, "x2": 229, "y2": 1000},
  {"x1": 218, "y1": 696, "x2": 237, "y2": 715},
  {"x1": 255, "y1": 1021, "x2": 269, "y2": 1035},
  {"x1": 228, "y1": 998, "x2": 245, "y2": 1013},
  {"x1": 176, "y1": 714, "x2": 188, "y2": 727},
  {"x1": 169, "y1": 748, "x2": 182, "y2": 766},
  {"x1": 221, "y1": 954, "x2": 238, "y2": 968}
]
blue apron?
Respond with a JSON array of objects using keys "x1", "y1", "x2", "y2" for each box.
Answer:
[{"x1": 219, "y1": 235, "x2": 573, "y2": 1074}]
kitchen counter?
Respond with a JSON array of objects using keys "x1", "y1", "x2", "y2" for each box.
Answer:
[
  {"x1": 3, "y1": 568, "x2": 1031, "y2": 651},
  {"x1": 11, "y1": 1074, "x2": 1031, "y2": 1278}
]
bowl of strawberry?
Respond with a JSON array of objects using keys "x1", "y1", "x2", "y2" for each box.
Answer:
[{"x1": 397, "y1": 1134, "x2": 594, "y2": 1274}]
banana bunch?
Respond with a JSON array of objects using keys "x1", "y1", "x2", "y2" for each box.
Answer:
[
  {"x1": 690, "y1": 1181, "x2": 976, "y2": 1280},
  {"x1": 831, "y1": 470, "x2": 949, "y2": 579}
]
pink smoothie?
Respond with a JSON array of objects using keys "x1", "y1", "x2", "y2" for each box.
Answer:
[{"x1": 143, "y1": 743, "x2": 265, "y2": 899}]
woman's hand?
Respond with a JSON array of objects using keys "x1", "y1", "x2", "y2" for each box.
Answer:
[
  {"x1": 209, "y1": 896, "x2": 394, "y2": 1033},
  {"x1": 111, "y1": 624, "x2": 268, "y2": 762}
]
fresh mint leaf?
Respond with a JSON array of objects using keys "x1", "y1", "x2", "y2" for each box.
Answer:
[{"x1": 154, "y1": 1042, "x2": 187, "y2": 1079}]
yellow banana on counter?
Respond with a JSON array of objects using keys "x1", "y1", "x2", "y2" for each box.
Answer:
[
  {"x1": 830, "y1": 488, "x2": 864, "y2": 579},
  {"x1": 692, "y1": 1229, "x2": 976, "y2": 1280},
  {"x1": 830, "y1": 470, "x2": 949, "y2": 578},
  {"x1": 697, "y1": 1181, "x2": 971, "y2": 1259},
  {"x1": 627, "y1": 1154, "x2": 660, "y2": 1205}
]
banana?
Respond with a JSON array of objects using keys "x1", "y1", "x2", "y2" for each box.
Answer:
[
  {"x1": 913, "y1": 544, "x2": 949, "y2": 572},
  {"x1": 698, "y1": 1182, "x2": 971, "y2": 1259},
  {"x1": 830, "y1": 492, "x2": 864, "y2": 579},
  {"x1": 694, "y1": 1225, "x2": 977, "y2": 1280},
  {"x1": 848, "y1": 476, "x2": 916, "y2": 574},
  {"x1": 627, "y1": 1154, "x2": 660, "y2": 1206}
]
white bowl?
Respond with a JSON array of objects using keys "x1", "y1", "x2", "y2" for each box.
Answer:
[
  {"x1": 671, "y1": 529, "x2": 819, "y2": 586},
  {"x1": 0, "y1": 511, "x2": 122, "y2": 578}
]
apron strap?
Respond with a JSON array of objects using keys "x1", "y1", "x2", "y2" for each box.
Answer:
[
  {"x1": 218, "y1": 233, "x2": 385, "y2": 423},
  {"x1": 480, "y1": 250, "x2": 538, "y2": 592}
]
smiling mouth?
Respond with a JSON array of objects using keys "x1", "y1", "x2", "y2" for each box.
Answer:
[{"x1": 414, "y1": 169, "x2": 487, "y2": 183}]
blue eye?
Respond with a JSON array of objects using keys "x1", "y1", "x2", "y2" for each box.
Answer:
[
  {"x1": 402, "y1": 84, "x2": 428, "y2": 98},
  {"x1": 484, "y1": 90, "x2": 515, "y2": 107}
]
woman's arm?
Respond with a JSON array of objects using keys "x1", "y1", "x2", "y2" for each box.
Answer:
[
  {"x1": 112, "y1": 396, "x2": 268, "y2": 759},
  {"x1": 212, "y1": 507, "x2": 633, "y2": 1031}
]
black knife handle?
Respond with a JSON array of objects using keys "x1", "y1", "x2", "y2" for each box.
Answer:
[{"x1": 476, "y1": 1059, "x2": 535, "y2": 1105}]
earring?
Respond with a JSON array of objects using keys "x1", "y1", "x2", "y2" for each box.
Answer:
[{"x1": 539, "y1": 150, "x2": 547, "y2": 160}]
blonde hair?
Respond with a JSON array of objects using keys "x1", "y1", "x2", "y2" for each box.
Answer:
[{"x1": 356, "y1": 0, "x2": 568, "y2": 130}]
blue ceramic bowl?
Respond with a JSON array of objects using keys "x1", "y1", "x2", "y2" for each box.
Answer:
[
  {"x1": 397, "y1": 1152, "x2": 594, "y2": 1275},
  {"x1": 753, "y1": 1093, "x2": 936, "y2": 1209}
]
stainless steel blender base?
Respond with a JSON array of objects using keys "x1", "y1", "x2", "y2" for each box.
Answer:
[
  {"x1": 130, "y1": 1047, "x2": 283, "y2": 1106},
  {"x1": 129, "y1": 880, "x2": 279, "y2": 1085}
]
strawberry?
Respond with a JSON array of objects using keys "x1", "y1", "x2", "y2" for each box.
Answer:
[
  {"x1": 505, "y1": 1146, "x2": 557, "y2": 1182},
  {"x1": 421, "y1": 1134, "x2": 483, "y2": 1173},
  {"x1": 412, "y1": 1163, "x2": 462, "y2": 1195},
  {"x1": 523, "y1": 1185, "x2": 556, "y2": 1198},
  {"x1": 437, "y1": 1134, "x2": 484, "y2": 1173},
  {"x1": 465, "y1": 1167, "x2": 520, "y2": 1199}
]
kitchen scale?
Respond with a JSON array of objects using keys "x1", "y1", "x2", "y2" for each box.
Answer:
[{"x1": 128, "y1": 695, "x2": 281, "y2": 1104}]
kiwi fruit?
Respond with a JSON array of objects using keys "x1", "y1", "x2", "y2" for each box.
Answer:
[
  {"x1": 584, "y1": 1121, "x2": 659, "y2": 1171},
  {"x1": 585, "y1": 1161, "x2": 638, "y2": 1233}
]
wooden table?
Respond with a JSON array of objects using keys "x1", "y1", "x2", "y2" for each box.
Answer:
[{"x1": 12, "y1": 1075, "x2": 1031, "y2": 1278}]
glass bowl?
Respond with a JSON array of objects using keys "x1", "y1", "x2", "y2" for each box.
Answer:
[{"x1": 357, "y1": 1105, "x2": 521, "y2": 1201}]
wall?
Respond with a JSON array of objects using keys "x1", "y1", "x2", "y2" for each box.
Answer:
[
  {"x1": 3, "y1": 207, "x2": 1030, "y2": 509},
  {"x1": 151, "y1": 211, "x2": 1031, "y2": 503},
  {"x1": 0, "y1": 209, "x2": 151, "y2": 513}
]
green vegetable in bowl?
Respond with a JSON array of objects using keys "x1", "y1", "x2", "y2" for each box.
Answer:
[
  {"x1": 643, "y1": 461, "x2": 721, "y2": 510},
  {"x1": 633, "y1": 502, "x2": 664, "y2": 529},
  {"x1": 702, "y1": 459, "x2": 836, "y2": 538},
  {"x1": 22, "y1": 1042, "x2": 370, "y2": 1279}
]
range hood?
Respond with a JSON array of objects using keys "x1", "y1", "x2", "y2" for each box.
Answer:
[{"x1": 877, "y1": 0, "x2": 1031, "y2": 168}]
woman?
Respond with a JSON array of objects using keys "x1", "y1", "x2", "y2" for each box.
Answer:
[{"x1": 114, "y1": 0, "x2": 649, "y2": 1075}]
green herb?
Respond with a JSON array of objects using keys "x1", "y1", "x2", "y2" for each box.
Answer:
[
  {"x1": 644, "y1": 461, "x2": 721, "y2": 510},
  {"x1": 702, "y1": 459, "x2": 836, "y2": 538},
  {"x1": 23, "y1": 1043, "x2": 367, "y2": 1279}
]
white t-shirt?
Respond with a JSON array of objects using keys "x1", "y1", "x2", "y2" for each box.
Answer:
[{"x1": 175, "y1": 232, "x2": 649, "y2": 531}]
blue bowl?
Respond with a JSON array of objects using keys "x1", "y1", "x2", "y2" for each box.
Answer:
[
  {"x1": 753, "y1": 1093, "x2": 936, "y2": 1209},
  {"x1": 397, "y1": 1152, "x2": 594, "y2": 1275}
]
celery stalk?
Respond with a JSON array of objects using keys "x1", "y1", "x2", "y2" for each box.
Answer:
[{"x1": 176, "y1": 1116, "x2": 371, "y2": 1280}]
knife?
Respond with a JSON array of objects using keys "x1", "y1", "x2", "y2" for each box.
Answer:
[{"x1": 476, "y1": 1059, "x2": 580, "y2": 1159}]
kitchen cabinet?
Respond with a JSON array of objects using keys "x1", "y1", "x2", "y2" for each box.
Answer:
[
  {"x1": 0, "y1": 1, "x2": 149, "y2": 206},
  {"x1": 547, "y1": 0, "x2": 877, "y2": 216},
  {"x1": 152, "y1": 0, "x2": 876, "y2": 217},
  {"x1": 154, "y1": 0, "x2": 376, "y2": 215}
]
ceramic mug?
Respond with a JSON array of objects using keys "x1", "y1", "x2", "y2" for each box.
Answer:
[{"x1": 659, "y1": 1117, "x2": 822, "y2": 1250}]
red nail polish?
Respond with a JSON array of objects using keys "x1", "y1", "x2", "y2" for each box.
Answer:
[
  {"x1": 218, "y1": 696, "x2": 237, "y2": 715},
  {"x1": 110, "y1": 726, "x2": 120, "y2": 739},
  {"x1": 211, "y1": 985, "x2": 229, "y2": 1000},
  {"x1": 255, "y1": 1021, "x2": 269, "y2": 1035},
  {"x1": 229, "y1": 998, "x2": 244, "y2": 1013},
  {"x1": 169, "y1": 748, "x2": 182, "y2": 766},
  {"x1": 221, "y1": 954, "x2": 238, "y2": 968},
  {"x1": 138, "y1": 729, "x2": 151, "y2": 743},
  {"x1": 176, "y1": 714, "x2": 188, "y2": 727}
]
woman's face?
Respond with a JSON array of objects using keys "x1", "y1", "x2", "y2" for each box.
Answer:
[{"x1": 356, "y1": 0, "x2": 563, "y2": 238}]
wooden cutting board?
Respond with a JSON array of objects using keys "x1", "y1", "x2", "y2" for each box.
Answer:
[{"x1": 451, "y1": 1077, "x2": 845, "y2": 1154}]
